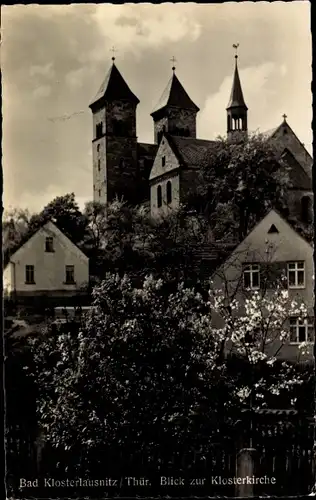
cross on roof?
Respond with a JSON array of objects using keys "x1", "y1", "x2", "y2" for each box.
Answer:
[
  {"x1": 282, "y1": 113, "x2": 287, "y2": 121},
  {"x1": 170, "y1": 56, "x2": 177, "y2": 71},
  {"x1": 110, "y1": 46, "x2": 118, "y2": 61}
]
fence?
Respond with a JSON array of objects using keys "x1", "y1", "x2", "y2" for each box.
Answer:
[{"x1": 5, "y1": 411, "x2": 315, "y2": 498}]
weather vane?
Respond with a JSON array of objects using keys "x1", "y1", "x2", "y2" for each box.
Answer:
[
  {"x1": 110, "y1": 46, "x2": 118, "y2": 62},
  {"x1": 170, "y1": 56, "x2": 177, "y2": 72},
  {"x1": 233, "y1": 43, "x2": 239, "y2": 59}
]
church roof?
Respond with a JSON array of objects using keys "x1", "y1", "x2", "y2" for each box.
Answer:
[
  {"x1": 89, "y1": 62, "x2": 139, "y2": 108},
  {"x1": 168, "y1": 136, "x2": 217, "y2": 167},
  {"x1": 226, "y1": 57, "x2": 248, "y2": 110},
  {"x1": 151, "y1": 72, "x2": 199, "y2": 116}
]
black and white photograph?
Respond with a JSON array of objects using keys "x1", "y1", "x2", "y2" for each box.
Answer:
[{"x1": 2, "y1": 2, "x2": 315, "y2": 499}]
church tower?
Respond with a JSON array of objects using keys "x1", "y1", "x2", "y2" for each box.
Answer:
[
  {"x1": 226, "y1": 47, "x2": 248, "y2": 139},
  {"x1": 151, "y1": 63, "x2": 199, "y2": 144},
  {"x1": 89, "y1": 57, "x2": 140, "y2": 205}
]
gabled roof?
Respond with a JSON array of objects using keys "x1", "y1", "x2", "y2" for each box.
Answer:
[
  {"x1": 151, "y1": 71, "x2": 199, "y2": 116},
  {"x1": 4, "y1": 220, "x2": 88, "y2": 269},
  {"x1": 226, "y1": 57, "x2": 248, "y2": 110},
  {"x1": 262, "y1": 119, "x2": 313, "y2": 163},
  {"x1": 213, "y1": 208, "x2": 313, "y2": 277},
  {"x1": 168, "y1": 135, "x2": 217, "y2": 167},
  {"x1": 89, "y1": 62, "x2": 139, "y2": 108}
]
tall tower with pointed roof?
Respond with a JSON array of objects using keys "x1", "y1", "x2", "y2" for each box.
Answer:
[
  {"x1": 151, "y1": 66, "x2": 199, "y2": 144},
  {"x1": 89, "y1": 58, "x2": 140, "y2": 205},
  {"x1": 226, "y1": 48, "x2": 248, "y2": 139}
]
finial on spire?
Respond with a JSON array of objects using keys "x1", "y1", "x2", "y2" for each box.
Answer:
[
  {"x1": 170, "y1": 56, "x2": 177, "y2": 72},
  {"x1": 110, "y1": 46, "x2": 117, "y2": 63},
  {"x1": 282, "y1": 113, "x2": 287, "y2": 122},
  {"x1": 233, "y1": 43, "x2": 239, "y2": 61}
]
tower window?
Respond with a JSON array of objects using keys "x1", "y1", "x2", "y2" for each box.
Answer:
[
  {"x1": 97, "y1": 144, "x2": 100, "y2": 152},
  {"x1": 166, "y1": 181, "x2": 172, "y2": 204},
  {"x1": 157, "y1": 185, "x2": 162, "y2": 208},
  {"x1": 162, "y1": 156, "x2": 166, "y2": 167},
  {"x1": 98, "y1": 189, "x2": 101, "y2": 198},
  {"x1": 98, "y1": 159, "x2": 101, "y2": 171},
  {"x1": 301, "y1": 196, "x2": 312, "y2": 223},
  {"x1": 96, "y1": 123, "x2": 103, "y2": 139}
]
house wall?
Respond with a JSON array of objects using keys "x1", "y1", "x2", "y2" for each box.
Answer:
[
  {"x1": 212, "y1": 211, "x2": 314, "y2": 362},
  {"x1": 7, "y1": 222, "x2": 89, "y2": 296}
]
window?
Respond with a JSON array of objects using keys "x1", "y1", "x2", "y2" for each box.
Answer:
[
  {"x1": 301, "y1": 196, "x2": 312, "y2": 223},
  {"x1": 157, "y1": 185, "x2": 162, "y2": 208},
  {"x1": 97, "y1": 144, "x2": 100, "y2": 153},
  {"x1": 289, "y1": 317, "x2": 314, "y2": 343},
  {"x1": 98, "y1": 189, "x2": 101, "y2": 198},
  {"x1": 96, "y1": 123, "x2": 103, "y2": 139},
  {"x1": 98, "y1": 159, "x2": 101, "y2": 171},
  {"x1": 287, "y1": 262, "x2": 305, "y2": 288},
  {"x1": 166, "y1": 180, "x2": 172, "y2": 204},
  {"x1": 65, "y1": 265, "x2": 75, "y2": 284},
  {"x1": 162, "y1": 156, "x2": 166, "y2": 167},
  {"x1": 25, "y1": 265, "x2": 35, "y2": 284},
  {"x1": 45, "y1": 237, "x2": 54, "y2": 252},
  {"x1": 243, "y1": 264, "x2": 260, "y2": 290}
]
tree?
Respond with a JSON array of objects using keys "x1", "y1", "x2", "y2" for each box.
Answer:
[
  {"x1": 28, "y1": 193, "x2": 87, "y2": 244},
  {"x1": 3, "y1": 208, "x2": 32, "y2": 265},
  {"x1": 29, "y1": 273, "x2": 309, "y2": 479},
  {"x1": 188, "y1": 133, "x2": 291, "y2": 241}
]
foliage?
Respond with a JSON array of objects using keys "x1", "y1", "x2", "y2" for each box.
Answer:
[
  {"x1": 3, "y1": 208, "x2": 32, "y2": 265},
  {"x1": 28, "y1": 193, "x2": 87, "y2": 244},
  {"x1": 29, "y1": 274, "x2": 310, "y2": 475},
  {"x1": 188, "y1": 133, "x2": 291, "y2": 241}
]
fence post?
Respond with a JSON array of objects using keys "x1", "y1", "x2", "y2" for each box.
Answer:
[{"x1": 235, "y1": 447, "x2": 257, "y2": 497}]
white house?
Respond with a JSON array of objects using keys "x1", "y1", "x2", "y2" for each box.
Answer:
[
  {"x1": 3, "y1": 221, "x2": 89, "y2": 302},
  {"x1": 211, "y1": 209, "x2": 314, "y2": 363}
]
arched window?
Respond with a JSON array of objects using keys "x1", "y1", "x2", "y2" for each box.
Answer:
[
  {"x1": 166, "y1": 181, "x2": 172, "y2": 205},
  {"x1": 227, "y1": 115, "x2": 231, "y2": 131},
  {"x1": 157, "y1": 185, "x2": 162, "y2": 208},
  {"x1": 301, "y1": 196, "x2": 312, "y2": 223}
]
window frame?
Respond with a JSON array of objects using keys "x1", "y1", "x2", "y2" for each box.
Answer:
[
  {"x1": 287, "y1": 261, "x2": 305, "y2": 289},
  {"x1": 25, "y1": 265, "x2": 35, "y2": 285},
  {"x1": 157, "y1": 184, "x2": 162, "y2": 208},
  {"x1": 243, "y1": 263, "x2": 260, "y2": 290},
  {"x1": 166, "y1": 180, "x2": 172, "y2": 205},
  {"x1": 289, "y1": 317, "x2": 314, "y2": 344},
  {"x1": 65, "y1": 265, "x2": 75, "y2": 285},
  {"x1": 45, "y1": 236, "x2": 54, "y2": 253}
]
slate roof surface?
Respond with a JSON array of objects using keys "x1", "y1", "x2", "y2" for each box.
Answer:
[
  {"x1": 90, "y1": 62, "x2": 139, "y2": 107},
  {"x1": 151, "y1": 72, "x2": 199, "y2": 115},
  {"x1": 227, "y1": 58, "x2": 248, "y2": 110},
  {"x1": 169, "y1": 136, "x2": 218, "y2": 167}
]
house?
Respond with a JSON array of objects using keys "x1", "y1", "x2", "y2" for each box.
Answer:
[
  {"x1": 211, "y1": 209, "x2": 314, "y2": 363},
  {"x1": 3, "y1": 221, "x2": 89, "y2": 308}
]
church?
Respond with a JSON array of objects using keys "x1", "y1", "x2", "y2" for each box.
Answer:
[{"x1": 89, "y1": 52, "x2": 313, "y2": 223}]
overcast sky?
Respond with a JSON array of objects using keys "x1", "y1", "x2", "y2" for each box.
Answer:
[{"x1": 2, "y1": 2, "x2": 312, "y2": 213}]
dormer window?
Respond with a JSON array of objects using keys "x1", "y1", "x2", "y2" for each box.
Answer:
[{"x1": 45, "y1": 237, "x2": 54, "y2": 253}]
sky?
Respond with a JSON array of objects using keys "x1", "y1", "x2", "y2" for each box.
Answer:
[{"x1": 2, "y1": 1, "x2": 312, "y2": 213}]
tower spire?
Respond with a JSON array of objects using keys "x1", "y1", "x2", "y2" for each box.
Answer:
[{"x1": 226, "y1": 44, "x2": 248, "y2": 138}]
